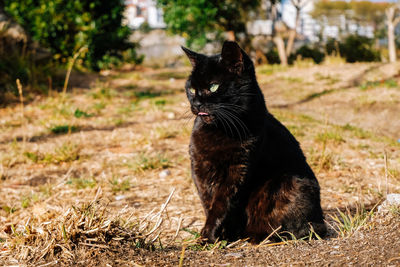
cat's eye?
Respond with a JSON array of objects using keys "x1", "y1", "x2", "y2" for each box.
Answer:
[
  {"x1": 210, "y1": 84, "x2": 219, "y2": 93},
  {"x1": 189, "y1": 88, "x2": 195, "y2": 94}
]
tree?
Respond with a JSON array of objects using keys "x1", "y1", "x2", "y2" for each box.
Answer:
[
  {"x1": 4, "y1": 0, "x2": 134, "y2": 70},
  {"x1": 285, "y1": 0, "x2": 310, "y2": 56},
  {"x1": 156, "y1": 0, "x2": 260, "y2": 49},
  {"x1": 385, "y1": 4, "x2": 400, "y2": 62}
]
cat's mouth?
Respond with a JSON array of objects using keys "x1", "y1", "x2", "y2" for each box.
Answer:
[{"x1": 197, "y1": 111, "x2": 213, "y2": 123}]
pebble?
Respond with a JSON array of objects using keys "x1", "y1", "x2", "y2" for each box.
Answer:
[
  {"x1": 377, "y1": 193, "x2": 400, "y2": 212},
  {"x1": 167, "y1": 112, "x2": 175, "y2": 119},
  {"x1": 159, "y1": 169, "x2": 171, "y2": 179},
  {"x1": 225, "y1": 252, "x2": 242, "y2": 258},
  {"x1": 115, "y1": 195, "x2": 126, "y2": 201}
]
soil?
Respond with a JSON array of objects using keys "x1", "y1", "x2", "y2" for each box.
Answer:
[{"x1": 0, "y1": 62, "x2": 399, "y2": 266}]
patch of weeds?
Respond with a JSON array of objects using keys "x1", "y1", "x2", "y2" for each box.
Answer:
[
  {"x1": 118, "y1": 103, "x2": 136, "y2": 115},
  {"x1": 286, "y1": 125, "x2": 305, "y2": 137},
  {"x1": 66, "y1": 177, "x2": 97, "y2": 190},
  {"x1": 329, "y1": 205, "x2": 375, "y2": 237},
  {"x1": 315, "y1": 130, "x2": 345, "y2": 144},
  {"x1": 109, "y1": 178, "x2": 131, "y2": 192},
  {"x1": 155, "y1": 126, "x2": 179, "y2": 139},
  {"x1": 91, "y1": 87, "x2": 115, "y2": 100},
  {"x1": 93, "y1": 101, "x2": 106, "y2": 112},
  {"x1": 131, "y1": 153, "x2": 171, "y2": 172},
  {"x1": 182, "y1": 228, "x2": 228, "y2": 251},
  {"x1": 283, "y1": 77, "x2": 303, "y2": 83},
  {"x1": 113, "y1": 118, "x2": 125, "y2": 127},
  {"x1": 360, "y1": 79, "x2": 398, "y2": 90},
  {"x1": 308, "y1": 148, "x2": 335, "y2": 173},
  {"x1": 154, "y1": 99, "x2": 167, "y2": 107},
  {"x1": 21, "y1": 194, "x2": 39, "y2": 209},
  {"x1": 74, "y1": 109, "x2": 93, "y2": 118},
  {"x1": 388, "y1": 205, "x2": 400, "y2": 216},
  {"x1": 341, "y1": 123, "x2": 371, "y2": 139},
  {"x1": 24, "y1": 142, "x2": 81, "y2": 164},
  {"x1": 50, "y1": 125, "x2": 79, "y2": 134},
  {"x1": 39, "y1": 184, "x2": 53, "y2": 197},
  {"x1": 314, "y1": 73, "x2": 340, "y2": 84},
  {"x1": 2, "y1": 205, "x2": 17, "y2": 214},
  {"x1": 256, "y1": 64, "x2": 288, "y2": 75},
  {"x1": 388, "y1": 168, "x2": 400, "y2": 179},
  {"x1": 134, "y1": 91, "x2": 162, "y2": 101}
]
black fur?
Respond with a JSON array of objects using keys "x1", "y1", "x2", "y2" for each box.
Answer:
[{"x1": 183, "y1": 41, "x2": 326, "y2": 243}]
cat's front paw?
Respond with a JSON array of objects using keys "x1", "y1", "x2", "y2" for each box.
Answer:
[{"x1": 200, "y1": 226, "x2": 217, "y2": 243}]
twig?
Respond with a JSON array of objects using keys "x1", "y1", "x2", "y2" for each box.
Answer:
[
  {"x1": 62, "y1": 46, "x2": 87, "y2": 97},
  {"x1": 178, "y1": 245, "x2": 186, "y2": 267},
  {"x1": 384, "y1": 150, "x2": 389, "y2": 196},
  {"x1": 257, "y1": 225, "x2": 282, "y2": 247}
]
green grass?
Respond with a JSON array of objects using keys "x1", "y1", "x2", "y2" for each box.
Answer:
[
  {"x1": 74, "y1": 109, "x2": 93, "y2": 118},
  {"x1": 50, "y1": 125, "x2": 79, "y2": 134},
  {"x1": 24, "y1": 142, "x2": 82, "y2": 164},
  {"x1": 182, "y1": 228, "x2": 228, "y2": 251},
  {"x1": 329, "y1": 205, "x2": 376, "y2": 237},
  {"x1": 109, "y1": 178, "x2": 131, "y2": 192},
  {"x1": 315, "y1": 130, "x2": 345, "y2": 144},
  {"x1": 134, "y1": 153, "x2": 171, "y2": 172},
  {"x1": 360, "y1": 79, "x2": 398, "y2": 90},
  {"x1": 256, "y1": 64, "x2": 288, "y2": 75},
  {"x1": 66, "y1": 177, "x2": 97, "y2": 190}
]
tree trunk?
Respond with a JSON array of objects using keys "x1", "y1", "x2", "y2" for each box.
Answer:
[
  {"x1": 286, "y1": 7, "x2": 301, "y2": 56},
  {"x1": 388, "y1": 23, "x2": 396, "y2": 63},
  {"x1": 273, "y1": 35, "x2": 287, "y2": 66}
]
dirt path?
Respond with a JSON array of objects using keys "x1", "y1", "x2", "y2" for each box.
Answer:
[{"x1": 1, "y1": 63, "x2": 399, "y2": 266}]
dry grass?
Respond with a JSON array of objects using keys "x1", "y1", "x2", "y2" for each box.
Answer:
[{"x1": 1, "y1": 63, "x2": 400, "y2": 265}]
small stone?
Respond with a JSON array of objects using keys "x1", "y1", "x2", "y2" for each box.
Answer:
[
  {"x1": 115, "y1": 195, "x2": 126, "y2": 201},
  {"x1": 167, "y1": 112, "x2": 175, "y2": 119},
  {"x1": 378, "y1": 193, "x2": 400, "y2": 212},
  {"x1": 225, "y1": 252, "x2": 242, "y2": 258},
  {"x1": 159, "y1": 169, "x2": 171, "y2": 179}
]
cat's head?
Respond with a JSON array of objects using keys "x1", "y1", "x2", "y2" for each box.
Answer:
[{"x1": 182, "y1": 41, "x2": 259, "y2": 131}]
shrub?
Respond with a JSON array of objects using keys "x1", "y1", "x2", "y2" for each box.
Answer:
[
  {"x1": 290, "y1": 45, "x2": 325, "y2": 64},
  {"x1": 4, "y1": 0, "x2": 139, "y2": 70},
  {"x1": 325, "y1": 35, "x2": 380, "y2": 63}
]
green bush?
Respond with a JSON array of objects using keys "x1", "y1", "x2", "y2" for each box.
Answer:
[
  {"x1": 325, "y1": 35, "x2": 380, "y2": 63},
  {"x1": 290, "y1": 45, "x2": 325, "y2": 64},
  {"x1": 4, "y1": 0, "x2": 139, "y2": 70},
  {"x1": 265, "y1": 49, "x2": 281, "y2": 64}
]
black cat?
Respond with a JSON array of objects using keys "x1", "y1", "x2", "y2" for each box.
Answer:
[{"x1": 182, "y1": 41, "x2": 326, "y2": 243}]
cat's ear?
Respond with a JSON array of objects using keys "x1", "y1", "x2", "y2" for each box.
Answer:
[
  {"x1": 221, "y1": 41, "x2": 243, "y2": 75},
  {"x1": 181, "y1": 46, "x2": 201, "y2": 68}
]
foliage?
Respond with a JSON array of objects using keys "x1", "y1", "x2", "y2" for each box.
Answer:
[
  {"x1": 326, "y1": 35, "x2": 380, "y2": 63},
  {"x1": 265, "y1": 48, "x2": 281, "y2": 64},
  {"x1": 290, "y1": 45, "x2": 325, "y2": 64},
  {"x1": 4, "y1": 0, "x2": 138, "y2": 70},
  {"x1": 156, "y1": 0, "x2": 260, "y2": 49}
]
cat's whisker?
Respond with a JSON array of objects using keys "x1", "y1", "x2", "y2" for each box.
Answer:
[
  {"x1": 219, "y1": 108, "x2": 249, "y2": 140},
  {"x1": 218, "y1": 110, "x2": 244, "y2": 142},
  {"x1": 215, "y1": 112, "x2": 235, "y2": 139}
]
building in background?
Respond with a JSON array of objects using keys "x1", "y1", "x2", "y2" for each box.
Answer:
[{"x1": 124, "y1": 0, "x2": 165, "y2": 29}]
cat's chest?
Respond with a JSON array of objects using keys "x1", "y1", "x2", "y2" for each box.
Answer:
[{"x1": 190, "y1": 126, "x2": 249, "y2": 166}]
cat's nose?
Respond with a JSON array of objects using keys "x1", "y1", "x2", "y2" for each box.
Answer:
[{"x1": 193, "y1": 99, "x2": 202, "y2": 109}]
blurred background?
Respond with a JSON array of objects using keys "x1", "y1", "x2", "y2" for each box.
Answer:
[{"x1": 1, "y1": 0, "x2": 400, "y2": 101}]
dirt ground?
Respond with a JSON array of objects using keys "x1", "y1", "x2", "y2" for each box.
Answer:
[{"x1": 0, "y1": 62, "x2": 400, "y2": 266}]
